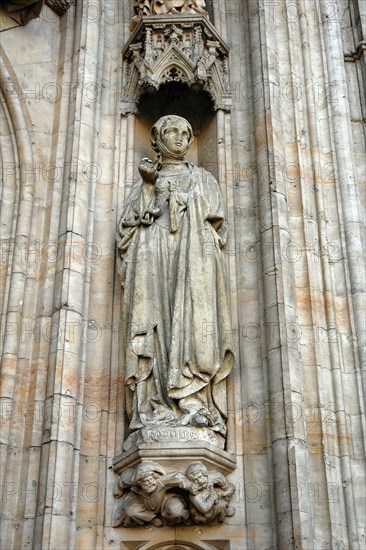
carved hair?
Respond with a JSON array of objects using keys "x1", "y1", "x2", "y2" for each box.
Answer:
[
  {"x1": 132, "y1": 461, "x2": 166, "y2": 483},
  {"x1": 186, "y1": 462, "x2": 208, "y2": 478}
]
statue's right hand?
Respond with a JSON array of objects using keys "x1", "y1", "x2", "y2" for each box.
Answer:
[
  {"x1": 189, "y1": 482, "x2": 200, "y2": 495},
  {"x1": 141, "y1": 211, "x2": 154, "y2": 225},
  {"x1": 140, "y1": 207, "x2": 160, "y2": 225},
  {"x1": 139, "y1": 158, "x2": 158, "y2": 184}
]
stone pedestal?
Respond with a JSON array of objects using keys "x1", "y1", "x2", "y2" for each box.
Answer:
[
  {"x1": 113, "y1": 440, "x2": 237, "y2": 476},
  {"x1": 123, "y1": 425, "x2": 226, "y2": 452}
]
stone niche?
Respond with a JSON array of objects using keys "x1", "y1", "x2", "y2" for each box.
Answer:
[
  {"x1": 136, "y1": 82, "x2": 217, "y2": 173},
  {"x1": 119, "y1": 14, "x2": 233, "y2": 181},
  {"x1": 120, "y1": 14, "x2": 231, "y2": 114},
  {"x1": 113, "y1": 11, "x2": 236, "y2": 534}
]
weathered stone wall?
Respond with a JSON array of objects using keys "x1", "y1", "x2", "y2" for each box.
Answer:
[{"x1": 1, "y1": 1, "x2": 365, "y2": 549}]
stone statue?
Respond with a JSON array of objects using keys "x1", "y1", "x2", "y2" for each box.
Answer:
[
  {"x1": 185, "y1": 462, "x2": 235, "y2": 524},
  {"x1": 134, "y1": 0, "x2": 207, "y2": 17},
  {"x1": 2, "y1": 0, "x2": 44, "y2": 25},
  {"x1": 112, "y1": 460, "x2": 235, "y2": 527},
  {"x1": 112, "y1": 461, "x2": 190, "y2": 527},
  {"x1": 118, "y1": 115, "x2": 234, "y2": 443}
]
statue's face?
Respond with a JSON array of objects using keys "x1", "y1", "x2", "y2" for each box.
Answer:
[
  {"x1": 161, "y1": 122, "x2": 191, "y2": 157},
  {"x1": 189, "y1": 470, "x2": 208, "y2": 490},
  {"x1": 139, "y1": 473, "x2": 157, "y2": 494}
]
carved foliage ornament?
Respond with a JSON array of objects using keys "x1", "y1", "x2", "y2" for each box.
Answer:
[
  {"x1": 121, "y1": 16, "x2": 231, "y2": 113},
  {"x1": 112, "y1": 461, "x2": 235, "y2": 528}
]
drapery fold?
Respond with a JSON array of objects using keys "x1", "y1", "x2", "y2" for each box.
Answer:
[{"x1": 119, "y1": 163, "x2": 234, "y2": 432}]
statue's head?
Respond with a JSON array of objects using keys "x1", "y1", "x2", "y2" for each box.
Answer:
[
  {"x1": 136, "y1": 471, "x2": 159, "y2": 494},
  {"x1": 132, "y1": 461, "x2": 165, "y2": 494},
  {"x1": 150, "y1": 115, "x2": 194, "y2": 162},
  {"x1": 186, "y1": 462, "x2": 208, "y2": 489}
]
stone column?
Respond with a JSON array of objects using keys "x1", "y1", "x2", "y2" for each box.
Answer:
[
  {"x1": 319, "y1": 0, "x2": 365, "y2": 401},
  {"x1": 26, "y1": 1, "x2": 105, "y2": 547},
  {"x1": 246, "y1": 1, "x2": 365, "y2": 548},
  {"x1": 248, "y1": 1, "x2": 322, "y2": 547},
  {"x1": 0, "y1": 48, "x2": 37, "y2": 550}
]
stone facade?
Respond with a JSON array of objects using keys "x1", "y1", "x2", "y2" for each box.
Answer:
[{"x1": 0, "y1": 1, "x2": 365, "y2": 549}]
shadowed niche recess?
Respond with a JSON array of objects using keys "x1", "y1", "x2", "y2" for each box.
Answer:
[{"x1": 138, "y1": 82, "x2": 214, "y2": 134}]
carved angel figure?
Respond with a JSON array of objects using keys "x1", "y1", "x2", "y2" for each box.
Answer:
[{"x1": 118, "y1": 115, "x2": 234, "y2": 438}]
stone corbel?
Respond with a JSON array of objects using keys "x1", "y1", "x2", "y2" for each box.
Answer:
[{"x1": 112, "y1": 460, "x2": 235, "y2": 528}]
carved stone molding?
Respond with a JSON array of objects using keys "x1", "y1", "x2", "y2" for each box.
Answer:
[
  {"x1": 120, "y1": 15, "x2": 231, "y2": 114},
  {"x1": 113, "y1": 442, "x2": 237, "y2": 475}
]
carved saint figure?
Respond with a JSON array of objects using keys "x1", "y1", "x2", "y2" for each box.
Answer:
[{"x1": 118, "y1": 115, "x2": 234, "y2": 437}]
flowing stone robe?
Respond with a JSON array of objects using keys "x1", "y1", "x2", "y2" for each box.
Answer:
[
  {"x1": 118, "y1": 161, "x2": 234, "y2": 435},
  {"x1": 2, "y1": 0, "x2": 44, "y2": 25},
  {"x1": 134, "y1": 0, "x2": 207, "y2": 16}
]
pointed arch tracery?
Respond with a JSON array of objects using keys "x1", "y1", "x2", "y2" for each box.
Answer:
[{"x1": 120, "y1": 15, "x2": 231, "y2": 115}]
